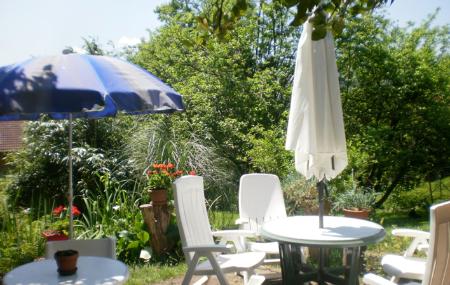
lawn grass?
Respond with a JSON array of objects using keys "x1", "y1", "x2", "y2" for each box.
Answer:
[{"x1": 126, "y1": 263, "x2": 187, "y2": 284}]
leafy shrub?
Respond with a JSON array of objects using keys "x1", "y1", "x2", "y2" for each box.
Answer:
[
  {"x1": 245, "y1": 126, "x2": 294, "y2": 179},
  {"x1": 282, "y1": 172, "x2": 326, "y2": 215},
  {"x1": 332, "y1": 187, "x2": 377, "y2": 211},
  {"x1": 6, "y1": 118, "x2": 136, "y2": 209}
]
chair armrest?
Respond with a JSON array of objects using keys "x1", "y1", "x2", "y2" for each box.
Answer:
[
  {"x1": 212, "y1": 229, "x2": 257, "y2": 238},
  {"x1": 392, "y1": 229, "x2": 429, "y2": 239},
  {"x1": 392, "y1": 228, "x2": 430, "y2": 256},
  {"x1": 363, "y1": 273, "x2": 397, "y2": 285},
  {"x1": 212, "y1": 230, "x2": 257, "y2": 253},
  {"x1": 183, "y1": 244, "x2": 232, "y2": 254},
  {"x1": 235, "y1": 218, "x2": 249, "y2": 225}
]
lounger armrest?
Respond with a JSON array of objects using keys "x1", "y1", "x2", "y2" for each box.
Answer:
[
  {"x1": 392, "y1": 229, "x2": 429, "y2": 239},
  {"x1": 212, "y1": 229, "x2": 257, "y2": 238},
  {"x1": 363, "y1": 273, "x2": 397, "y2": 285},
  {"x1": 183, "y1": 244, "x2": 232, "y2": 254}
]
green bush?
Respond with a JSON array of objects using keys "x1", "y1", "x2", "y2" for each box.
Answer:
[
  {"x1": 282, "y1": 172, "x2": 323, "y2": 215},
  {"x1": 6, "y1": 118, "x2": 136, "y2": 209}
]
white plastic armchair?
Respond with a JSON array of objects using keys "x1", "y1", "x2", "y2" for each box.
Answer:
[
  {"x1": 235, "y1": 173, "x2": 287, "y2": 264},
  {"x1": 173, "y1": 175, "x2": 265, "y2": 285},
  {"x1": 45, "y1": 237, "x2": 116, "y2": 259},
  {"x1": 381, "y1": 228, "x2": 429, "y2": 282},
  {"x1": 363, "y1": 200, "x2": 450, "y2": 285}
]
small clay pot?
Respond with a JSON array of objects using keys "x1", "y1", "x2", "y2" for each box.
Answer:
[
  {"x1": 150, "y1": 188, "x2": 168, "y2": 206},
  {"x1": 54, "y1": 249, "x2": 79, "y2": 276}
]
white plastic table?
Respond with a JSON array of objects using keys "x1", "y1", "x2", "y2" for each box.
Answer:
[
  {"x1": 261, "y1": 216, "x2": 385, "y2": 285},
  {"x1": 4, "y1": 256, "x2": 129, "y2": 285}
]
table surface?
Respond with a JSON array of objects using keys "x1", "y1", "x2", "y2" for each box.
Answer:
[
  {"x1": 4, "y1": 256, "x2": 129, "y2": 285},
  {"x1": 261, "y1": 215, "x2": 385, "y2": 247}
]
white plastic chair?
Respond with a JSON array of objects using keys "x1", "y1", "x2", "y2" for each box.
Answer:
[
  {"x1": 45, "y1": 237, "x2": 116, "y2": 259},
  {"x1": 381, "y1": 228, "x2": 429, "y2": 282},
  {"x1": 235, "y1": 173, "x2": 287, "y2": 264},
  {"x1": 363, "y1": 200, "x2": 450, "y2": 285},
  {"x1": 173, "y1": 175, "x2": 266, "y2": 285}
]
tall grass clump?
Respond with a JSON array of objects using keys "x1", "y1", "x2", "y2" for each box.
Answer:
[
  {"x1": 127, "y1": 116, "x2": 239, "y2": 210},
  {"x1": 0, "y1": 193, "x2": 47, "y2": 277}
]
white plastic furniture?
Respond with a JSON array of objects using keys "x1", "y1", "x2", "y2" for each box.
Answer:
[
  {"x1": 381, "y1": 228, "x2": 429, "y2": 282},
  {"x1": 173, "y1": 175, "x2": 266, "y2": 285},
  {"x1": 261, "y1": 215, "x2": 385, "y2": 285},
  {"x1": 45, "y1": 237, "x2": 116, "y2": 259},
  {"x1": 4, "y1": 256, "x2": 128, "y2": 285},
  {"x1": 363, "y1": 200, "x2": 450, "y2": 285},
  {"x1": 235, "y1": 173, "x2": 287, "y2": 264}
]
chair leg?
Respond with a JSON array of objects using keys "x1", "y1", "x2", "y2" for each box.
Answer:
[
  {"x1": 183, "y1": 253, "x2": 201, "y2": 285},
  {"x1": 205, "y1": 252, "x2": 230, "y2": 285}
]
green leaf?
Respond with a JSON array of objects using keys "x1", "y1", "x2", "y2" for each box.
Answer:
[
  {"x1": 137, "y1": 230, "x2": 150, "y2": 243},
  {"x1": 311, "y1": 25, "x2": 327, "y2": 40},
  {"x1": 290, "y1": 3, "x2": 309, "y2": 26},
  {"x1": 127, "y1": 240, "x2": 140, "y2": 250},
  {"x1": 196, "y1": 16, "x2": 209, "y2": 31},
  {"x1": 281, "y1": 0, "x2": 300, "y2": 8},
  {"x1": 331, "y1": 16, "x2": 345, "y2": 35},
  {"x1": 309, "y1": 9, "x2": 326, "y2": 25}
]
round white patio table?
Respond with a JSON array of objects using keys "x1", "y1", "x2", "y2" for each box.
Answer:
[
  {"x1": 4, "y1": 256, "x2": 129, "y2": 285},
  {"x1": 261, "y1": 215, "x2": 385, "y2": 285}
]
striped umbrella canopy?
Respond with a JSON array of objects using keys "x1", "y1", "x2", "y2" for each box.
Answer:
[{"x1": 0, "y1": 54, "x2": 185, "y2": 237}]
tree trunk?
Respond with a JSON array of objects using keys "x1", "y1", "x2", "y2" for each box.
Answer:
[{"x1": 140, "y1": 203, "x2": 173, "y2": 256}]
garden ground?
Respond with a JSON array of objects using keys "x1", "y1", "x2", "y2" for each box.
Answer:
[{"x1": 152, "y1": 266, "x2": 282, "y2": 285}]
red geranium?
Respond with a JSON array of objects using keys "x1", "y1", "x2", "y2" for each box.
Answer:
[
  {"x1": 52, "y1": 205, "x2": 81, "y2": 217},
  {"x1": 145, "y1": 162, "x2": 196, "y2": 190}
]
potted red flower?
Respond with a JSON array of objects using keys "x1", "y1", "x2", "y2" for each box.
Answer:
[
  {"x1": 42, "y1": 205, "x2": 81, "y2": 241},
  {"x1": 145, "y1": 162, "x2": 195, "y2": 205}
]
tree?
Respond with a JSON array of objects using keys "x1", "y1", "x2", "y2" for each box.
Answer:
[
  {"x1": 134, "y1": 0, "x2": 298, "y2": 174},
  {"x1": 336, "y1": 14, "x2": 450, "y2": 207}
]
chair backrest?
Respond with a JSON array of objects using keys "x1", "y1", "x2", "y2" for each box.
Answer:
[
  {"x1": 45, "y1": 237, "x2": 116, "y2": 259},
  {"x1": 422, "y1": 200, "x2": 450, "y2": 285},
  {"x1": 239, "y1": 174, "x2": 287, "y2": 232},
  {"x1": 173, "y1": 175, "x2": 215, "y2": 262}
]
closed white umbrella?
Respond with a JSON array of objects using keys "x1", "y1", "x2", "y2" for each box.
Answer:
[{"x1": 286, "y1": 22, "x2": 348, "y2": 228}]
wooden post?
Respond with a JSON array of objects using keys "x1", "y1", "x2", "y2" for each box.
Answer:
[{"x1": 140, "y1": 202, "x2": 173, "y2": 256}]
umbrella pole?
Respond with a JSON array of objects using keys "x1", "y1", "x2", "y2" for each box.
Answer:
[
  {"x1": 68, "y1": 114, "x2": 73, "y2": 239},
  {"x1": 318, "y1": 179, "x2": 325, "y2": 228}
]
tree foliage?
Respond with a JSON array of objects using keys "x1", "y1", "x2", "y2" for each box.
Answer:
[
  {"x1": 7, "y1": 1, "x2": 449, "y2": 212},
  {"x1": 133, "y1": 0, "x2": 298, "y2": 179},
  {"x1": 336, "y1": 14, "x2": 450, "y2": 206},
  {"x1": 177, "y1": 0, "x2": 394, "y2": 40}
]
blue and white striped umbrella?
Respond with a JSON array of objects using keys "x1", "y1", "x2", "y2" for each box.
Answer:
[{"x1": 0, "y1": 54, "x2": 184, "y2": 237}]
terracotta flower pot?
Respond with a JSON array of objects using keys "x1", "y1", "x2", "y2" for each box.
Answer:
[
  {"x1": 150, "y1": 188, "x2": 168, "y2": 206},
  {"x1": 343, "y1": 208, "x2": 370, "y2": 220},
  {"x1": 42, "y1": 230, "x2": 69, "y2": 241},
  {"x1": 54, "y1": 249, "x2": 79, "y2": 275}
]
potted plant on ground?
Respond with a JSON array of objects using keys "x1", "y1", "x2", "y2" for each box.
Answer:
[
  {"x1": 140, "y1": 162, "x2": 195, "y2": 256},
  {"x1": 42, "y1": 205, "x2": 81, "y2": 241},
  {"x1": 332, "y1": 186, "x2": 376, "y2": 220}
]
